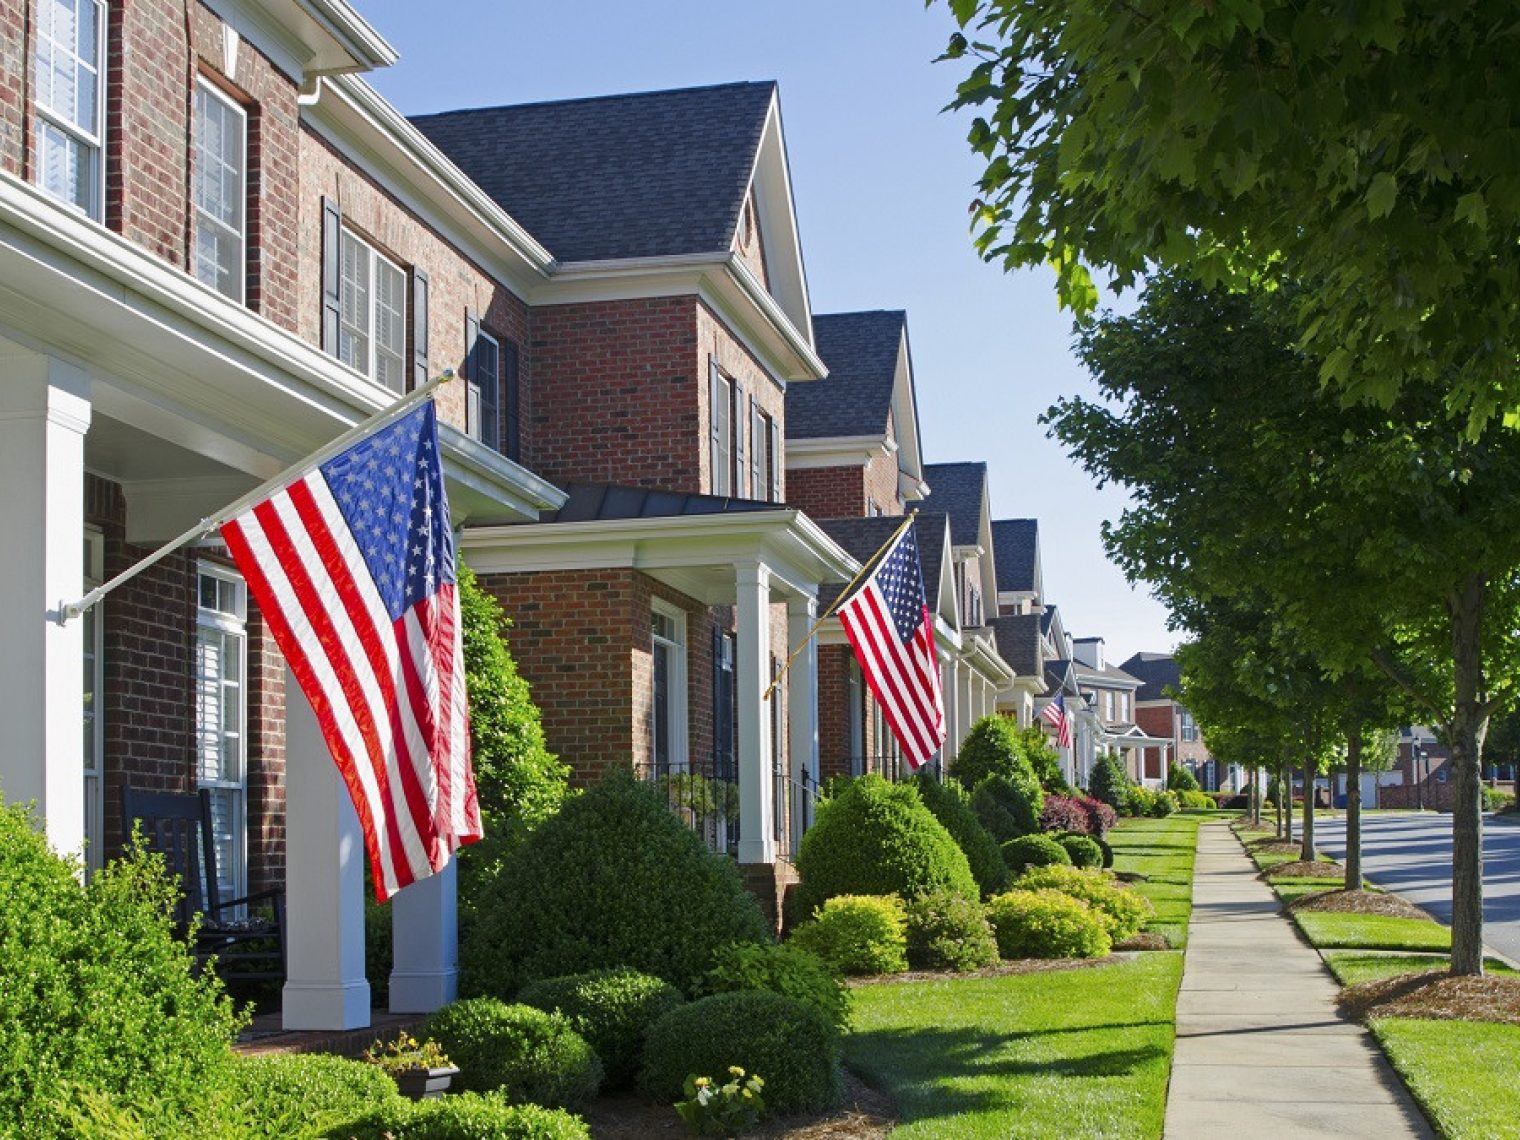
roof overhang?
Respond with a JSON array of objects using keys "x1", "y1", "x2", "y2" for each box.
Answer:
[
  {"x1": 784, "y1": 434, "x2": 894, "y2": 470},
  {"x1": 958, "y1": 627, "x2": 1017, "y2": 687},
  {"x1": 200, "y1": 0, "x2": 397, "y2": 83},
  {"x1": 1100, "y1": 726, "x2": 1173, "y2": 749}
]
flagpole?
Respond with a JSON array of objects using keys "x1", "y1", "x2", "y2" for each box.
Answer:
[
  {"x1": 761, "y1": 509, "x2": 918, "y2": 702},
  {"x1": 55, "y1": 370, "x2": 456, "y2": 625}
]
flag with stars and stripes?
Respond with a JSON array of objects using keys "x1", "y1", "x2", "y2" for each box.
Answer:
[
  {"x1": 221, "y1": 401, "x2": 479, "y2": 901},
  {"x1": 1042, "y1": 692, "x2": 1073, "y2": 749},
  {"x1": 835, "y1": 520, "x2": 946, "y2": 770}
]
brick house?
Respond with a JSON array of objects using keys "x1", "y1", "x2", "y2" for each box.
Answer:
[
  {"x1": 1121, "y1": 651, "x2": 1218, "y2": 788},
  {"x1": 1068, "y1": 637, "x2": 1169, "y2": 786}
]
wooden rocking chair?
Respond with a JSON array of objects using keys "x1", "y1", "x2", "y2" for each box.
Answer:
[{"x1": 120, "y1": 785, "x2": 286, "y2": 984}]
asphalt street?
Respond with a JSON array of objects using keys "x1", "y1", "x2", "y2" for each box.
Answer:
[{"x1": 1312, "y1": 811, "x2": 1520, "y2": 964}]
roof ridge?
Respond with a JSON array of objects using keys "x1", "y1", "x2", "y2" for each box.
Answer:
[{"x1": 409, "y1": 79, "x2": 776, "y2": 122}]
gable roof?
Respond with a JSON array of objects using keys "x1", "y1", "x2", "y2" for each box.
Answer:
[
  {"x1": 992, "y1": 519, "x2": 1039, "y2": 594},
  {"x1": 787, "y1": 311, "x2": 904, "y2": 439},
  {"x1": 915, "y1": 512, "x2": 948, "y2": 603},
  {"x1": 1121, "y1": 652, "x2": 1183, "y2": 703},
  {"x1": 410, "y1": 82, "x2": 775, "y2": 264},
  {"x1": 815, "y1": 516, "x2": 906, "y2": 567},
  {"x1": 922, "y1": 462, "x2": 987, "y2": 547},
  {"x1": 1073, "y1": 661, "x2": 1144, "y2": 689},
  {"x1": 991, "y1": 614, "x2": 1043, "y2": 677}
]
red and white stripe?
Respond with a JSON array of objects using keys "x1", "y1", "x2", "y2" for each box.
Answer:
[
  {"x1": 1042, "y1": 698, "x2": 1073, "y2": 749},
  {"x1": 837, "y1": 589, "x2": 946, "y2": 771},
  {"x1": 222, "y1": 473, "x2": 479, "y2": 901}
]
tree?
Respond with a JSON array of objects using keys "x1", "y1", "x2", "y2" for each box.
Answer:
[
  {"x1": 1048, "y1": 276, "x2": 1520, "y2": 974},
  {"x1": 936, "y1": 0, "x2": 1520, "y2": 422}
]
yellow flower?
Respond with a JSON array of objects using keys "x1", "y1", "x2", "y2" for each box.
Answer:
[
  {"x1": 694, "y1": 1077, "x2": 711, "y2": 1089},
  {"x1": 728, "y1": 1065, "x2": 745, "y2": 1077}
]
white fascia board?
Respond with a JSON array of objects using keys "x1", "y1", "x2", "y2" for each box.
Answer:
[
  {"x1": 200, "y1": 0, "x2": 396, "y2": 82},
  {"x1": 1012, "y1": 674, "x2": 1048, "y2": 696},
  {"x1": 959, "y1": 630, "x2": 1017, "y2": 686},
  {"x1": 783, "y1": 434, "x2": 889, "y2": 470},
  {"x1": 749, "y1": 92, "x2": 814, "y2": 344},
  {"x1": 0, "y1": 172, "x2": 557, "y2": 520},
  {"x1": 953, "y1": 543, "x2": 985, "y2": 561},
  {"x1": 296, "y1": 0, "x2": 398, "y2": 69}
]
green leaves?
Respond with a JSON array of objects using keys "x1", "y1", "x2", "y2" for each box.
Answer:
[{"x1": 1365, "y1": 172, "x2": 1398, "y2": 220}]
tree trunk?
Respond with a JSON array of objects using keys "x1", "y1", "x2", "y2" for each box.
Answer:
[
  {"x1": 1449, "y1": 572, "x2": 1489, "y2": 977},
  {"x1": 1345, "y1": 728, "x2": 1362, "y2": 892},
  {"x1": 1282, "y1": 757, "x2": 1293, "y2": 844},
  {"x1": 1301, "y1": 752, "x2": 1316, "y2": 863},
  {"x1": 1249, "y1": 763, "x2": 1261, "y2": 828}
]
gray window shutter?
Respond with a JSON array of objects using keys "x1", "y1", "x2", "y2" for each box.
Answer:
[
  {"x1": 732, "y1": 380, "x2": 746, "y2": 497},
  {"x1": 749, "y1": 396, "x2": 761, "y2": 500},
  {"x1": 768, "y1": 416, "x2": 781, "y2": 503},
  {"x1": 411, "y1": 267, "x2": 429, "y2": 391},
  {"x1": 320, "y1": 197, "x2": 342, "y2": 355}
]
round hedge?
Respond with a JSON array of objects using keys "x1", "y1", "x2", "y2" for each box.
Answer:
[
  {"x1": 341, "y1": 1092, "x2": 590, "y2": 1140},
  {"x1": 233, "y1": 1053, "x2": 401, "y2": 1139},
  {"x1": 972, "y1": 774, "x2": 1043, "y2": 843},
  {"x1": 1013, "y1": 866, "x2": 1154, "y2": 942},
  {"x1": 1001, "y1": 833, "x2": 1072, "y2": 874},
  {"x1": 641, "y1": 992, "x2": 842, "y2": 1116},
  {"x1": 985, "y1": 889, "x2": 1112, "y2": 959},
  {"x1": 704, "y1": 941, "x2": 849, "y2": 1035},
  {"x1": 795, "y1": 774, "x2": 978, "y2": 916},
  {"x1": 460, "y1": 772, "x2": 769, "y2": 997},
  {"x1": 909, "y1": 771, "x2": 1010, "y2": 898},
  {"x1": 789, "y1": 894, "x2": 908, "y2": 976},
  {"x1": 903, "y1": 889, "x2": 1000, "y2": 972},
  {"x1": 423, "y1": 999, "x2": 602, "y2": 1110},
  {"x1": 1094, "y1": 834, "x2": 1115, "y2": 869},
  {"x1": 517, "y1": 969, "x2": 684, "y2": 1090},
  {"x1": 1055, "y1": 833, "x2": 1104, "y2": 870}
]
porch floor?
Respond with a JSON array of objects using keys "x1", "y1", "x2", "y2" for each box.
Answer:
[{"x1": 235, "y1": 1010, "x2": 427, "y2": 1058}]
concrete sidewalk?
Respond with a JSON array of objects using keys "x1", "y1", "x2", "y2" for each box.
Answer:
[{"x1": 1163, "y1": 820, "x2": 1433, "y2": 1138}]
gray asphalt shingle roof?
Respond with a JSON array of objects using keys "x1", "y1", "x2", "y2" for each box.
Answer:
[
  {"x1": 815, "y1": 512, "x2": 947, "y2": 616},
  {"x1": 992, "y1": 519, "x2": 1038, "y2": 594},
  {"x1": 786, "y1": 311, "x2": 904, "y2": 439},
  {"x1": 1121, "y1": 652, "x2": 1183, "y2": 703},
  {"x1": 991, "y1": 613, "x2": 1043, "y2": 677},
  {"x1": 922, "y1": 462, "x2": 987, "y2": 547},
  {"x1": 410, "y1": 82, "x2": 775, "y2": 263}
]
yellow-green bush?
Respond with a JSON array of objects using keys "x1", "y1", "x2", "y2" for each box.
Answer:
[
  {"x1": 790, "y1": 894, "x2": 909, "y2": 976},
  {"x1": 985, "y1": 889, "x2": 1112, "y2": 959},
  {"x1": 1012, "y1": 865, "x2": 1154, "y2": 941}
]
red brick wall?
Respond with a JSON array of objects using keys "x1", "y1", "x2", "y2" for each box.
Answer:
[
  {"x1": 1135, "y1": 703, "x2": 1173, "y2": 741},
  {"x1": 0, "y1": 0, "x2": 22, "y2": 177},
  {"x1": 787, "y1": 466, "x2": 866, "y2": 521},
  {"x1": 245, "y1": 604, "x2": 286, "y2": 895},
  {"x1": 817, "y1": 644, "x2": 854, "y2": 781},
  {"x1": 731, "y1": 187, "x2": 769, "y2": 292}
]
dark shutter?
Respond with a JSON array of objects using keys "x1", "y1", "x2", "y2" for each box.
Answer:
[
  {"x1": 732, "y1": 380, "x2": 746, "y2": 497},
  {"x1": 464, "y1": 311, "x2": 480, "y2": 439},
  {"x1": 410, "y1": 267, "x2": 429, "y2": 392},
  {"x1": 750, "y1": 396, "x2": 761, "y2": 501},
  {"x1": 768, "y1": 416, "x2": 782, "y2": 502},
  {"x1": 504, "y1": 340, "x2": 521, "y2": 462},
  {"x1": 320, "y1": 197, "x2": 342, "y2": 355}
]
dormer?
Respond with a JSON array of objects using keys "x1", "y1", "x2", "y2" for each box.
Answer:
[
  {"x1": 992, "y1": 518, "x2": 1042, "y2": 616},
  {"x1": 1073, "y1": 636, "x2": 1105, "y2": 671}
]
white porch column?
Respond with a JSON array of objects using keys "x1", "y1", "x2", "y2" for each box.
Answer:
[
  {"x1": 941, "y1": 656, "x2": 959, "y2": 764},
  {"x1": 786, "y1": 593, "x2": 818, "y2": 847},
  {"x1": 283, "y1": 670, "x2": 370, "y2": 1030},
  {"x1": 0, "y1": 353, "x2": 89, "y2": 855},
  {"x1": 389, "y1": 861, "x2": 457, "y2": 1012},
  {"x1": 735, "y1": 562, "x2": 773, "y2": 865},
  {"x1": 956, "y1": 660, "x2": 974, "y2": 748}
]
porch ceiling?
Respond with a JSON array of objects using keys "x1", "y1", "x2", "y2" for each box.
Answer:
[{"x1": 86, "y1": 414, "x2": 244, "y2": 484}]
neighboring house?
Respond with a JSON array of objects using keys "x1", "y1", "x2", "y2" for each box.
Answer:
[
  {"x1": 1373, "y1": 727, "x2": 1451, "y2": 811},
  {"x1": 990, "y1": 518, "x2": 1051, "y2": 730},
  {"x1": 1070, "y1": 638, "x2": 1168, "y2": 786},
  {"x1": 1121, "y1": 651, "x2": 1218, "y2": 788}
]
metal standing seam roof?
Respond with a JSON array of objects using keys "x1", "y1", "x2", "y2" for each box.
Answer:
[
  {"x1": 991, "y1": 518, "x2": 1039, "y2": 593},
  {"x1": 410, "y1": 81, "x2": 776, "y2": 263},
  {"x1": 787, "y1": 311, "x2": 905, "y2": 439},
  {"x1": 541, "y1": 482, "x2": 781, "y2": 523},
  {"x1": 922, "y1": 462, "x2": 987, "y2": 548}
]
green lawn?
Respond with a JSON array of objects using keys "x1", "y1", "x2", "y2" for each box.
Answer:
[
  {"x1": 1291, "y1": 911, "x2": 1451, "y2": 952},
  {"x1": 1372, "y1": 1019, "x2": 1520, "y2": 1139},
  {"x1": 846, "y1": 954, "x2": 1182, "y2": 1139},
  {"x1": 1109, "y1": 815, "x2": 1207, "y2": 948},
  {"x1": 1270, "y1": 878, "x2": 1355, "y2": 903},
  {"x1": 1323, "y1": 952, "x2": 1517, "y2": 987}
]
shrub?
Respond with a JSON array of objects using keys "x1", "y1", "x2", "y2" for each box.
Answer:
[
  {"x1": 423, "y1": 999, "x2": 602, "y2": 1110},
  {"x1": 1094, "y1": 833, "x2": 1115, "y2": 869},
  {"x1": 985, "y1": 889, "x2": 1112, "y2": 959},
  {"x1": 1013, "y1": 865, "x2": 1155, "y2": 942},
  {"x1": 1167, "y1": 762, "x2": 1201, "y2": 792},
  {"x1": 1178, "y1": 790, "x2": 1216, "y2": 811},
  {"x1": 1150, "y1": 790, "x2": 1180, "y2": 818},
  {"x1": 952, "y1": 716, "x2": 1045, "y2": 807},
  {"x1": 1079, "y1": 794, "x2": 1118, "y2": 836},
  {"x1": 232, "y1": 1053, "x2": 400, "y2": 1139},
  {"x1": 341, "y1": 1093, "x2": 590, "y2": 1140},
  {"x1": 1039, "y1": 794, "x2": 1089, "y2": 835},
  {"x1": 794, "y1": 774, "x2": 978, "y2": 916},
  {"x1": 1485, "y1": 786, "x2": 1516, "y2": 812},
  {"x1": 0, "y1": 801, "x2": 244, "y2": 1140},
  {"x1": 641, "y1": 992, "x2": 842, "y2": 1116},
  {"x1": 1054, "y1": 833, "x2": 1104, "y2": 869},
  {"x1": 704, "y1": 941, "x2": 849, "y2": 1035},
  {"x1": 909, "y1": 770, "x2": 1010, "y2": 897},
  {"x1": 1124, "y1": 786, "x2": 1167, "y2": 817},
  {"x1": 972, "y1": 773, "x2": 1043, "y2": 842},
  {"x1": 1001, "y1": 833, "x2": 1072, "y2": 874},
  {"x1": 789, "y1": 895, "x2": 909, "y2": 976},
  {"x1": 902, "y1": 889, "x2": 1000, "y2": 972},
  {"x1": 1088, "y1": 753, "x2": 1131, "y2": 811},
  {"x1": 517, "y1": 969, "x2": 684, "y2": 1090},
  {"x1": 460, "y1": 772, "x2": 769, "y2": 997}
]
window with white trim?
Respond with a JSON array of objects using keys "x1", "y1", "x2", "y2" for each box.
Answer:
[
  {"x1": 339, "y1": 230, "x2": 407, "y2": 393},
  {"x1": 650, "y1": 602, "x2": 687, "y2": 776},
  {"x1": 33, "y1": 0, "x2": 106, "y2": 218},
  {"x1": 82, "y1": 528, "x2": 104, "y2": 877},
  {"x1": 467, "y1": 325, "x2": 501, "y2": 448},
  {"x1": 195, "y1": 565, "x2": 247, "y2": 907},
  {"x1": 192, "y1": 80, "x2": 246, "y2": 302},
  {"x1": 709, "y1": 360, "x2": 731, "y2": 496},
  {"x1": 1181, "y1": 709, "x2": 1197, "y2": 742}
]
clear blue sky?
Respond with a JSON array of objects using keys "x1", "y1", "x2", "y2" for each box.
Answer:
[{"x1": 355, "y1": 0, "x2": 1176, "y2": 664}]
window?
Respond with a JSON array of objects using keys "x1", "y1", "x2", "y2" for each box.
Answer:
[
  {"x1": 847, "y1": 659, "x2": 864, "y2": 777},
  {"x1": 650, "y1": 603, "x2": 687, "y2": 777},
  {"x1": 192, "y1": 80, "x2": 246, "y2": 301},
  {"x1": 82, "y1": 529, "x2": 104, "y2": 877},
  {"x1": 732, "y1": 381, "x2": 746, "y2": 495},
  {"x1": 754, "y1": 408, "x2": 779, "y2": 503},
  {"x1": 466, "y1": 324, "x2": 500, "y2": 448},
  {"x1": 1181, "y1": 709, "x2": 1197, "y2": 743},
  {"x1": 33, "y1": 0, "x2": 105, "y2": 218},
  {"x1": 709, "y1": 360, "x2": 731, "y2": 496},
  {"x1": 195, "y1": 566, "x2": 247, "y2": 907},
  {"x1": 1103, "y1": 690, "x2": 1113, "y2": 720},
  {"x1": 338, "y1": 230, "x2": 407, "y2": 392}
]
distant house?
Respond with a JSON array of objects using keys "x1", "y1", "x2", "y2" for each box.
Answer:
[
  {"x1": 1071, "y1": 638, "x2": 1169, "y2": 787},
  {"x1": 1121, "y1": 651, "x2": 1218, "y2": 789}
]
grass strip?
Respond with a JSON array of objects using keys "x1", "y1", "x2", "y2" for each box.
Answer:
[
  {"x1": 1323, "y1": 952, "x2": 1517, "y2": 987},
  {"x1": 1292, "y1": 911, "x2": 1450, "y2": 952},
  {"x1": 1371, "y1": 1018, "x2": 1520, "y2": 1139},
  {"x1": 1109, "y1": 815, "x2": 1207, "y2": 949},
  {"x1": 846, "y1": 954, "x2": 1182, "y2": 1139}
]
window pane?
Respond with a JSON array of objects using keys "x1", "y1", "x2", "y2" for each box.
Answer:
[
  {"x1": 475, "y1": 335, "x2": 500, "y2": 446},
  {"x1": 36, "y1": 121, "x2": 90, "y2": 213},
  {"x1": 374, "y1": 259, "x2": 406, "y2": 393},
  {"x1": 339, "y1": 233, "x2": 371, "y2": 372}
]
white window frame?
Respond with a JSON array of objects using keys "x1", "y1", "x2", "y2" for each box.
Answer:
[
  {"x1": 33, "y1": 0, "x2": 107, "y2": 219},
  {"x1": 191, "y1": 78, "x2": 246, "y2": 303},
  {"x1": 650, "y1": 601, "x2": 688, "y2": 775},
  {"x1": 195, "y1": 563, "x2": 248, "y2": 907},
  {"x1": 467, "y1": 327, "x2": 501, "y2": 449},
  {"x1": 338, "y1": 229, "x2": 407, "y2": 393},
  {"x1": 82, "y1": 527, "x2": 104, "y2": 877},
  {"x1": 710, "y1": 367, "x2": 732, "y2": 496}
]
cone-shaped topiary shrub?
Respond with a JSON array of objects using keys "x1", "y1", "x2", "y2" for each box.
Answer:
[
  {"x1": 423, "y1": 999, "x2": 602, "y2": 1110},
  {"x1": 1001, "y1": 833, "x2": 1072, "y2": 874},
  {"x1": 517, "y1": 969, "x2": 684, "y2": 1090},
  {"x1": 460, "y1": 772, "x2": 769, "y2": 998},
  {"x1": 795, "y1": 774, "x2": 977, "y2": 916},
  {"x1": 909, "y1": 770, "x2": 1010, "y2": 898},
  {"x1": 950, "y1": 716, "x2": 1045, "y2": 807},
  {"x1": 1088, "y1": 753, "x2": 1131, "y2": 811}
]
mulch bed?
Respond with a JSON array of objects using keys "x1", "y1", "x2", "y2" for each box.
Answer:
[
  {"x1": 1288, "y1": 888, "x2": 1431, "y2": 921},
  {"x1": 1263, "y1": 859, "x2": 1343, "y2": 878},
  {"x1": 1249, "y1": 839, "x2": 1305, "y2": 855},
  {"x1": 1114, "y1": 932, "x2": 1172, "y2": 951},
  {"x1": 1339, "y1": 970, "x2": 1520, "y2": 1026},
  {"x1": 582, "y1": 1070, "x2": 893, "y2": 1139}
]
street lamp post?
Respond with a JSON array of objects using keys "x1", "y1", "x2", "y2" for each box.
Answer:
[{"x1": 1414, "y1": 744, "x2": 1426, "y2": 811}]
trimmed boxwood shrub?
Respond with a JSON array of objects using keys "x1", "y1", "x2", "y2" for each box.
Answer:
[
  {"x1": 641, "y1": 992, "x2": 842, "y2": 1115},
  {"x1": 903, "y1": 889, "x2": 1000, "y2": 972},
  {"x1": 1167, "y1": 762, "x2": 1201, "y2": 793},
  {"x1": 1001, "y1": 833, "x2": 1072, "y2": 874},
  {"x1": 1054, "y1": 833, "x2": 1104, "y2": 869},
  {"x1": 233, "y1": 1053, "x2": 400, "y2": 1139},
  {"x1": 951, "y1": 716, "x2": 1045, "y2": 807},
  {"x1": 423, "y1": 999, "x2": 602, "y2": 1110},
  {"x1": 1013, "y1": 865, "x2": 1154, "y2": 942},
  {"x1": 704, "y1": 941, "x2": 849, "y2": 1035},
  {"x1": 789, "y1": 894, "x2": 908, "y2": 976},
  {"x1": 794, "y1": 774, "x2": 977, "y2": 916},
  {"x1": 517, "y1": 969, "x2": 684, "y2": 1089},
  {"x1": 910, "y1": 770, "x2": 1010, "y2": 898},
  {"x1": 1088, "y1": 753, "x2": 1131, "y2": 811},
  {"x1": 460, "y1": 772, "x2": 768, "y2": 997},
  {"x1": 0, "y1": 801, "x2": 244, "y2": 1140},
  {"x1": 339, "y1": 1093, "x2": 590, "y2": 1140},
  {"x1": 972, "y1": 774, "x2": 1043, "y2": 843},
  {"x1": 985, "y1": 889, "x2": 1112, "y2": 959}
]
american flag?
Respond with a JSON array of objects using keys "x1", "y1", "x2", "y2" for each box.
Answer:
[
  {"x1": 221, "y1": 401, "x2": 479, "y2": 901},
  {"x1": 1042, "y1": 692, "x2": 1073, "y2": 749},
  {"x1": 836, "y1": 521, "x2": 946, "y2": 770}
]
